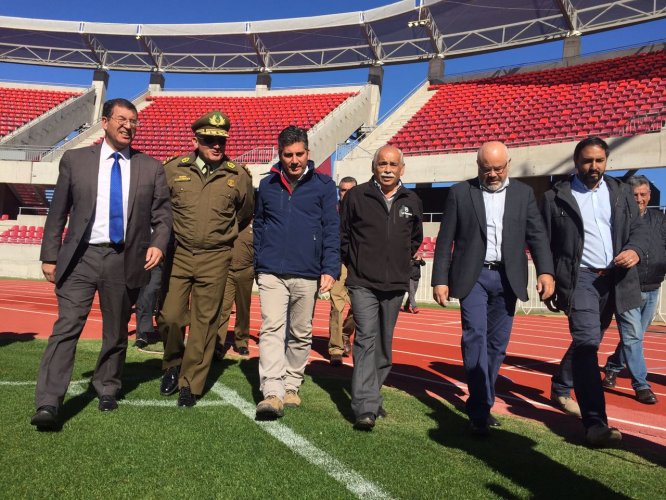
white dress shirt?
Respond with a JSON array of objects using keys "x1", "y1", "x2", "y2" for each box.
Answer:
[
  {"x1": 89, "y1": 140, "x2": 131, "y2": 244},
  {"x1": 482, "y1": 178, "x2": 510, "y2": 263}
]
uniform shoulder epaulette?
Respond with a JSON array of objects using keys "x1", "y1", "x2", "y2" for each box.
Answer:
[{"x1": 163, "y1": 154, "x2": 189, "y2": 166}]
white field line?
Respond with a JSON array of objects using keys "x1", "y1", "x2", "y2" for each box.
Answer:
[
  {"x1": 0, "y1": 378, "x2": 89, "y2": 386},
  {"x1": 209, "y1": 383, "x2": 394, "y2": 500},
  {"x1": 121, "y1": 399, "x2": 227, "y2": 407}
]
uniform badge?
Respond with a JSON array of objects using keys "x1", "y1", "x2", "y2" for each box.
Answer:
[
  {"x1": 227, "y1": 161, "x2": 236, "y2": 169},
  {"x1": 210, "y1": 113, "x2": 225, "y2": 127},
  {"x1": 180, "y1": 157, "x2": 190, "y2": 163},
  {"x1": 227, "y1": 179, "x2": 236, "y2": 187},
  {"x1": 175, "y1": 175, "x2": 191, "y2": 182},
  {"x1": 399, "y1": 205, "x2": 413, "y2": 218}
]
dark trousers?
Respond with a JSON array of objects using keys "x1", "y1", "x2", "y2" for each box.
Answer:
[
  {"x1": 552, "y1": 269, "x2": 613, "y2": 429},
  {"x1": 459, "y1": 267, "x2": 517, "y2": 422},
  {"x1": 135, "y1": 264, "x2": 163, "y2": 335},
  {"x1": 349, "y1": 286, "x2": 403, "y2": 418},
  {"x1": 35, "y1": 245, "x2": 138, "y2": 408}
]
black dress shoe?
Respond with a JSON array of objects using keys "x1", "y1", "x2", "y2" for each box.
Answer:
[
  {"x1": 487, "y1": 415, "x2": 501, "y2": 427},
  {"x1": 31, "y1": 405, "x2": 59, "y2": 430},
  {"x1": 160, "y1": 366, "x2": 180, "y2": 396},
  {"x1": 98, "y1": 395, "x2": 118, "y2": 412},
  {"x1": 353, "y1": 413, "x2": 376, "y2": 431},
  {"x1": 237, "y1": 346, "x2": 250, "y2": 356},
  {"x1": 330, "y1": 354, "x2": 343, "y2": 367},
  {"x1": 636, "y1": 388, "x2": 657, "y2": 404},
  {"x1": 469, "y1": 419, "x2": 490, "y2": 436},
  {"x1": 377, "y1": 406, "x2": 388, "y2": 418},
  {"x1": 214, "y1": 344, "x2": 228, "y2": 361},
  {"x1": 134, "y1": 331, "x2": 149, "y2": 348},
  {"x1": 177, "y1": 386, "x2": 197, "y2": 407},
  {"x1": 602, "y1": 369, "x2": 617, "y2": 388}
]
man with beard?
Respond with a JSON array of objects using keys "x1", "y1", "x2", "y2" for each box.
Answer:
[
  {"x1": 432, "y1": 141, "x2": 554, "y2": 436},
  {"x1": 543, "y1": 136, "x2": 648, "y2": 447},
  {"x1": 341, "y1": 145, "x2": 423, "y2": 430}
]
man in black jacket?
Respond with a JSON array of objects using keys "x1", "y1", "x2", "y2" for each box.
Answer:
[
  {"x1": 602, "y1": 175, "x2": 663, "y2": 404},
  {"x1": 543, "y1": 137, "x2": 648, "y2": 447},
  {"x1": 341, "y1": 145, "x2": 423, "y2": 430},
  {"x1": 432, "y1": 141, "x2": 554, "y2": 436}
]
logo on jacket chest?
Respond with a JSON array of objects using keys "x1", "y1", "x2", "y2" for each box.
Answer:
[{"x1": 399, "y1": 205, "x2": 413, "y2": 218}]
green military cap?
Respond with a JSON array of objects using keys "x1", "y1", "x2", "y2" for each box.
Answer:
[{"x1": 191, "y1": 110, "x2": 231, "y2": 137}]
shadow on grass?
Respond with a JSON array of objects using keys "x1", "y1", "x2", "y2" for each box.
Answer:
[
  {"x1": 390, "y1": 361, "x2": 633, "y2": 499},
  {"x1": 308, "y1": 359, "x2": 355, "y2": 423},
  {"x1": 0, "y1": 332, "x2": 37, "y2": 347},
  {"x1": 236, "y1": 356, "x2": 263, "y2": 404}
]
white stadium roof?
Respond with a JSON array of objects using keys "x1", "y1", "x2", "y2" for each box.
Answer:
[{"x1": 0, "y1": 0, "x2": 664, "y2": 73}]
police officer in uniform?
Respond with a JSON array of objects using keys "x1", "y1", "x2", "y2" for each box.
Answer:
[
  {"x1": 215, "y1": 221, "x2": 254, "y2": 358},
  {"x1": 159, "y1": 110, "x2": 254, "y2": 406}
]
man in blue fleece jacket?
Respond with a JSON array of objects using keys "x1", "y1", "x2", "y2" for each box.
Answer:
[{"x1": 253, "y1": 126, "x2": 339, "y2": 419}]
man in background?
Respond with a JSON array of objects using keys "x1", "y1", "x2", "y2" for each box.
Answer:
[
  {"x1": 602, "y1": 175, "x2": 662, "y2": 404},
  {"x1": 216, "y1": 221, "x2": 255, "y2": 358},
  {"x1": 328, "y1": 176, "x2": 357, "y2": 367}
]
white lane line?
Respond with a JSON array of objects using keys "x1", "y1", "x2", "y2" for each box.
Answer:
[
  {"x1": 209, "y1": 383, "x2": 394, "y2": 500},
  {"x1": 0, "y1": 378, "x2": 90, "y2": 386}
]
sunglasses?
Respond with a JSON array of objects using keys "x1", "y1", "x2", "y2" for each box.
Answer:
[{"x1": 197, "y1": 135, "x2": 227, "y2": 147}]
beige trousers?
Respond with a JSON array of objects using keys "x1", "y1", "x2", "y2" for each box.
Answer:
[{"x1": 257, "y1": 273, "x2": 318, "y2": 399}]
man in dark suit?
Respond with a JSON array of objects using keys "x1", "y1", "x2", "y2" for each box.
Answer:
[
  {"x1": 31, "y1": 98, "x2": 172, "y2": 430},
  {"x1": 432, "y1": 141, "x2": 554, "y2": 436}
]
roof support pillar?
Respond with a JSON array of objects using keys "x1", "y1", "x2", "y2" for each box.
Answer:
[
  {"x1": 428, "y1": 57, "x2": 445, "y2": 85},
  {"x1": 92, "y1": 69, "x2": 108, "y2": 121},
  {"x1": 563, "y1": 35, "x2": 581, "y2": 59}
]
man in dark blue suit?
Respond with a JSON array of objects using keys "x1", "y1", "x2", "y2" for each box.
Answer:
[{"x1": 432, "y1": 141, "x2": 554, "y2": 435}]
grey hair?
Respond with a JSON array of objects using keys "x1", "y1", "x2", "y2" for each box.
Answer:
[
  {"x1": 339, "y1": 176, "x2": 357, "y2": 186},
  {"x1": 626, "y1": 175, "x2": 650, "y2": 190},
  {"x1": 372, "y1": 146, "x2": 404, "y2": 167}
]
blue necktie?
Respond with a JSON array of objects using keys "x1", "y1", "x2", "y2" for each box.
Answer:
[{"x1": 109, "y1": 152, "x2": 124, "y2": 244}]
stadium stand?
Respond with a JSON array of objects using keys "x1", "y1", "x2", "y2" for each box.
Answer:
[
  {"x1": 0, "y1": 87, "x2": 82, "y2": 138},
  {"x1": 388, "y1": 51, "x2": 666, "y2": 154},
  {"x1": 132, "y1": 92, "x2": 357, "y2": 161}
]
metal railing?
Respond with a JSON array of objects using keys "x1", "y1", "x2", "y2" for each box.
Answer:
[
  {"x1": 0, "y1": 145, "x2": 53, "y2": 161},
  {"x1": 233, "y1": 147, "x2": 277, "y2": 165}
]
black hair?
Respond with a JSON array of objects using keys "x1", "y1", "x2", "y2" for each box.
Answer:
[
  {"x1": 278, "y1": 125, "x2": 308, "y2": 152},
  {"x1": 102, "y1": 98, "x2": 137, "y2": 118},
  {"x1": 573, "y1": 136, "x2": 609, "y2": 163}
]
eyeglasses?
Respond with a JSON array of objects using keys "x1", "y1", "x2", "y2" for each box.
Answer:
[
  {"x1": 110, "y1": 116, "x2": 140, "y2": 127},
  {"x1": 478, "y1": 162, "x2": 508, "y2": 176},
  {"x1": 197, "y1": 135, "x2": 227, "y2": 147}
]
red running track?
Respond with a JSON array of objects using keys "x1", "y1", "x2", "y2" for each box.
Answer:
[{"x1": 1, "y1": 279, "x2": 664, "y2": 446}]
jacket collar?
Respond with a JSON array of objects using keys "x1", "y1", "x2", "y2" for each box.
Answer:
[{"x1": 270, "y1": 159, "x2": 315, "y2": 194}]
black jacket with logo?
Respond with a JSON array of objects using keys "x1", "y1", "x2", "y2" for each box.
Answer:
[{"x1": 341, "y1": 179, "x2": 423, "y2": 292}]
